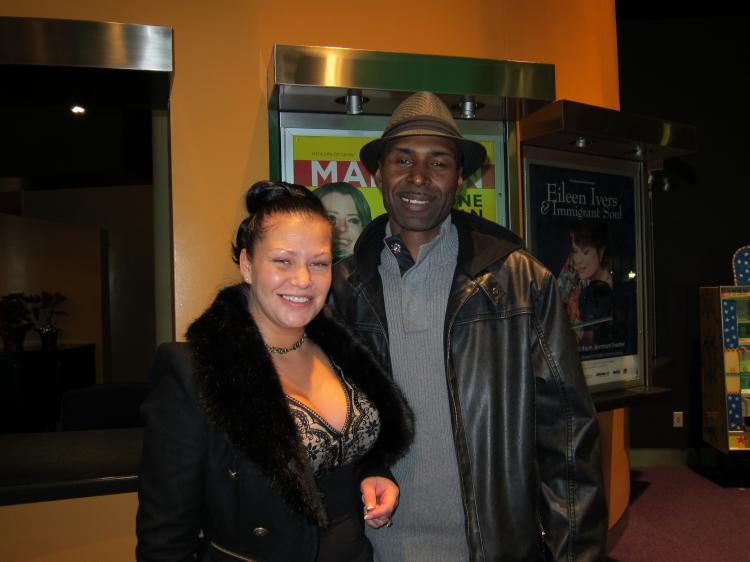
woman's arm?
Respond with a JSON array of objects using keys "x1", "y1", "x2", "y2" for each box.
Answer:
[{"x1": 136, "y1": 344, "x2": 207, "y2": 562}]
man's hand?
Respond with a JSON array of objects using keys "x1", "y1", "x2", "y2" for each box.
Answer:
[{"x1": 361, "y1": 476, "x2": 399, "y2": 529}]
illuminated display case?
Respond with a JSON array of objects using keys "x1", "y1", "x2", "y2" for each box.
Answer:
[{"x1": 519, "y1": 100, "x2": 695, "y2": 397}]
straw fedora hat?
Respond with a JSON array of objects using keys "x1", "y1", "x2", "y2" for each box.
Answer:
[{"x1": 360, "y1": 91, "x2": 487, "y2": 177}]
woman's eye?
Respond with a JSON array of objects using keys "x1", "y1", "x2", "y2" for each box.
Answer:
[
  {"x1": 273, "y1": 259, "x2": 290, "y2": 265},
  {"x1": 311, "y1": 261, "x2": 331, "y2": 268},
  {"x1": 347, "y1": 217, "x2": 361, "y2": 226}
]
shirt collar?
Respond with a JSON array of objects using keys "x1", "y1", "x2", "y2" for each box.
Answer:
[{"x1": 383, "y1": 215, "x2": 453, "y2": 275}]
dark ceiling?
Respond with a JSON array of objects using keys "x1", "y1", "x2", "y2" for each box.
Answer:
[
  {"x1": 0, "y1": 65, "x2": 163, "y2": 191},
  {"x1": 615, "y1": 2, "x2": 747, "y2": 22}
]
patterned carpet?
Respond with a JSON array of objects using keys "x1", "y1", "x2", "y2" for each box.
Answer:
[{"x1": 607, "y1": 466, "x2": 750, "y2": 562}]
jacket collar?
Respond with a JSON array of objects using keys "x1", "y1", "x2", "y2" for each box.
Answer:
[{"x1": 351, "y1": 209, "x2": 524, "y2": 282}]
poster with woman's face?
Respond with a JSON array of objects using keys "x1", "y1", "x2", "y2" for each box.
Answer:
[
  {"x1": 526, "y1": 160, "x2": 640, "y2": 390},
  {"x1": 313, "y1": 182, "x2": 372, "y2": 260}
]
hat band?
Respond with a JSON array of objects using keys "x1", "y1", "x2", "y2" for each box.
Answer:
[{"x1": 384, "y1": 117, "x2": 460, "y2": 139}]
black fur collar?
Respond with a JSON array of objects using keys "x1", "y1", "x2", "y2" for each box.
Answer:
[{"x1": 186, "y1": 284, "x2": 413, "y2": 527}]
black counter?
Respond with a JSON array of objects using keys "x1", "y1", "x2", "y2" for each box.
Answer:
[
  {"x1": 0, "y1": 427, "x2": 142, "y2": 505},
  {"x1": 0, "y1": 386, "x2": 668, "y2": 506},
  {"x1": 593, "y1": 385, "x2": 670, "y2": 412}
]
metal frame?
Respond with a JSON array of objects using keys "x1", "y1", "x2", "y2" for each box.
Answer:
[
  {"x1": 0, "y1": 16, "x2": 173, "y2": 72},
  {"x1": 519, "y1": 100, "x2": 697, "y2": 395},
  {"x1": 523, "y1": 146, "x2": 647, "y2": 393},
  {"x1": 267, "y1": 44, "x2": 556, "y2": 232}
]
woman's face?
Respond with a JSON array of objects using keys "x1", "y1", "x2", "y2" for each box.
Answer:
[
  {"x1": 320, "y1": 192, "x2": 363, "y2": 257},
  {"x1": 240, "y1": 213, "x2": 332, "y2": 341},
  {"x1": 570, "y1": 240, "x2": 605, "y2": 281}
]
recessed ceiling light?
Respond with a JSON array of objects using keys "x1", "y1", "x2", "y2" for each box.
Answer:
[{"x1": 71, "y1": 105, "x2": 86, "y2": 115}]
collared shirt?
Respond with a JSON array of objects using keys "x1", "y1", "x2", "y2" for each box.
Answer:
[{"x1": 383, "y1": 234, "x2": 415, "y2": 275}]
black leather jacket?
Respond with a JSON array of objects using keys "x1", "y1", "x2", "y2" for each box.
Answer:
[{"x1": 331, "y1": 211, "x2": 607, "y2": 562}]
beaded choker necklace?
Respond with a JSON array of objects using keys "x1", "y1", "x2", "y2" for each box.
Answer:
[{"x1": 265, "y1": 332, "x2": 306, "y2": 355}]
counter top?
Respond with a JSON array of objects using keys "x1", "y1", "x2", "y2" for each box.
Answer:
[
  {"x1": 0, "y1": 427, "x2": 142, "y2": 505},
  {"x1": 0, "y1": 385, "x2": 668, "y2": 506},
  {"x1": 593, "y1": 385, "x2": 671, "y2": 412}
]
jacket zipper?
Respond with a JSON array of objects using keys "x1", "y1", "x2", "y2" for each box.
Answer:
[
  {"x1": 210, "y1": 541, "x2": 258, "y2": 562},
  {"x1": 444, "y1": 283, "x2": 481, "y2": 560}
]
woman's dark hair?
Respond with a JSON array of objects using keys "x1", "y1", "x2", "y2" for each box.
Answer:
[
  {"x1": 232, "y1": 180, "x2": 331, "y2": 263},
  {"x1": 569, "y1": 221, "x2": 609, "y2": 264},
  {"x1": 313, "y1": 182, "x2": 373, "y2": 228}
]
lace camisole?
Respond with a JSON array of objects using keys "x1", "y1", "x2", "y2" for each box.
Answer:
[{"x1": 286, "y1": 360, "x2": 380, "y2": 475}]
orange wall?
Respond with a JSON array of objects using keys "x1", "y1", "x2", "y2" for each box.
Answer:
[
  {"x1": 1, "y1": 0, "x2": 619, "y2": 337},
  {"x1": 0, "y1": 493, "x2": 138, "y2": 562}
]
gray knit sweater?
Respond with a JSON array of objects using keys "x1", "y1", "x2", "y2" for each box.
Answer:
[{"x1": 367, "y1": 216, "x2": 469, "y2": 562}]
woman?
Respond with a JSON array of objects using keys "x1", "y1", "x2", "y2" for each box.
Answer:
[
  {"x1": 136, "y1": 181, "x2": 413, "y2": 562},
  {"x1": 558, "y1": 221, "x2": 613, "y2": 345},
  {"x1": 314, "y1": 182, "x2": 372, "y2": 260}
]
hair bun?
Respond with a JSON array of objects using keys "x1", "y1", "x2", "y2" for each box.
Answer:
[{"x1": 245, "y1": 180, "x2": 311, "y2": 214}]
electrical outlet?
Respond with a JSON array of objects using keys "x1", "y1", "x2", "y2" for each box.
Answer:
[{"x1": 673, "y1": 411, "x2": 684, "y2": 428}]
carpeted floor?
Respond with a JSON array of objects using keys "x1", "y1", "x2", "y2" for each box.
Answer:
[{"x1": 607, "y1": 466, "x2": 750, "y2": 562}]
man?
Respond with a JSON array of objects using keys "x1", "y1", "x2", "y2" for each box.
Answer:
[{"x1": 331, "y1": 92, "x2": 607, "y2": 561}]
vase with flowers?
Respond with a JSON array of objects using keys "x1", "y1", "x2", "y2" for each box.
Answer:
[
  {"x1": 28, "y1": 291, "x2": 67, "y2": 351},
  {"x1": 0, "y1": 292, "x2": 33, "y2": 351}
]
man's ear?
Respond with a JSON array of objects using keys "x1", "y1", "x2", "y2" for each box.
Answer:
[
  {"x1": 454, "y1": 173, "x2": 464, "y2": 198},
  {"x1": 374, "y1": 167, "x2": 383, "y2": 189}
]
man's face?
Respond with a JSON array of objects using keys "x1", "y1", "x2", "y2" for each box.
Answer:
[{"x1": 375, "y1": 136, "x2": 463, "y2": 239}]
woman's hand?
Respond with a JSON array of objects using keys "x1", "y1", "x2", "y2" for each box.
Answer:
[{"x1": 360, "y1": 476, "x2": 399, "y2": 529}]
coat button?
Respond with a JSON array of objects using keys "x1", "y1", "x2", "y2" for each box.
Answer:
[
  {"x1": 491, "y1": 287, "x2": 499, "y2": 296},
  {"x1": 253, "y1": 527, "x2": 269, "y2": 537},
  {"x1": 228, "y1": 468, "x2": 238, "y2": 480}
]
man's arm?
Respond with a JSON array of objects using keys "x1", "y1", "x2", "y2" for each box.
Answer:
[{"x1": 533, "y1": 271, "x2": 608, "y2": 562}]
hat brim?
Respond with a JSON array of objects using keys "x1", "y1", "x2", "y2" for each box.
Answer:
[{"x1": 360, "y1": 132, "x2": 487, "y2": 178}]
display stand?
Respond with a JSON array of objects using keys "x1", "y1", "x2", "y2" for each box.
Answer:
[{"x1": 700, "y1": 285, "x2": 750, "y2": 452}]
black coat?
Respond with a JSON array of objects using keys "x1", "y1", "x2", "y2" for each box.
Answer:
[
  {"x1": 332, "y1": 211, "x2": 607, "y2": 562},
  {"x1": 136, "y1": 284, "x2": 413, "y2": 562}
]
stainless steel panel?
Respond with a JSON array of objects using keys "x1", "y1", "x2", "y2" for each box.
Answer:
[
  {"x1": 269, "y1": 44, "x2": 555, "y2": 118},
  {"x1": 0, "y1": 16, "x2": 173, "y2": 72},
  {"x1": 519, "y1": 100, "x2": 696, "y2": 161}
]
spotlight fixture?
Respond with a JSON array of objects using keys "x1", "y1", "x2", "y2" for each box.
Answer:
[
  {"x1": 575, "y1": 136, "x2": 589, "y2": 149},
  {"x1": 460, "y1": 96, "x2": 476, "y2": 120},
  {"x1": 452, "y1": 95, "x2": 484, "y2": 120},
  {"x1": 334, "y1": 89, "x2": 368, "y2": 115},
  {"x1": 71, "y1": 105, "x2": 86, "y2": 115}
]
